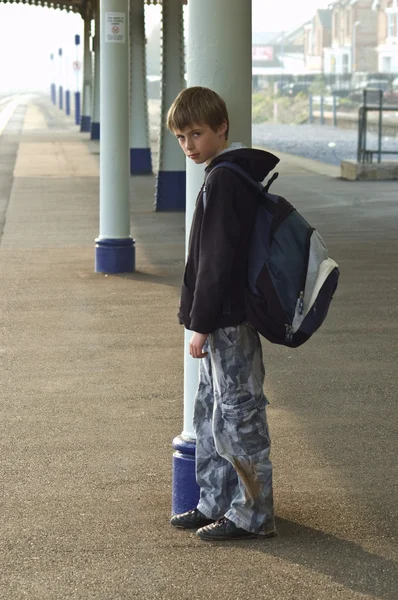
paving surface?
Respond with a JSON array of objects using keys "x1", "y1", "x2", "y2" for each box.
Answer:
[{"x1": 0, "y1": 95, "x2": 397, "y2": 600}]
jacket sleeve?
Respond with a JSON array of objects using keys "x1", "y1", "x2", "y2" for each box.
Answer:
[{"x1": 189, "y1": 169, "x2": 241, "y2": 334}]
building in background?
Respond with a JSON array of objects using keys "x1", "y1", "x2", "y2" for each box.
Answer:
[
  {"x1": 323, "y1": 0, "x2": 378, "y2": 74},
  {"x1": 252, "y1": 24, "x2": 309, "y2": 89},
  {"x1": 271, "y1": 24, "x2": 308, "y2": 75},
  {"x1": 374, "y1": 0, "x2": 398, "y2": 72},
  {"x1": 304, "y1": 9, "x2": 333, "y2": 73}
]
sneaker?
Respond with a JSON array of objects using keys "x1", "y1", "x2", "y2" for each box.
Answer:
[
  {"x1": 196, "y1": 516, "x2": 277, "y2": 541},
  {"x1": 170, "y1": 508, "x2": 216, "y2": 530}
]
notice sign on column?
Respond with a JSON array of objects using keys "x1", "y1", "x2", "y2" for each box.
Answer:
[{"x1": 105, "y1": 12, "x2": 126, "y2": 44}]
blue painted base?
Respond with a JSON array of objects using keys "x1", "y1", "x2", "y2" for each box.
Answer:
[
  {"x1": 130, "y1": 148, "x2": 152, "y2": 175},
  {"x1": 171, "y1": 435, "x2": 199, "y2": 516},
  {"x1": 80, "y1": 115, "x2": 91, "y2": 133},
  {"x1": 95, "y1": 238, "x2": 135, "y2": 273},
  {"x1": 155, "y1": 170, "x2": 186, "y2": 211},
  {"x1": 74, "y1": 92, "x2": 81, "y2": 126},
  {"x1": 91, "y1": 122, "x2": 100, "y2": 140},
  {"x1": 65, "y1": 90, "x2": 71, "y2": 116},
  {"x1": 58, "y1": 86, "x2": 63, "y2": 111},
  {"x1": 50, "y1": 83, "x2": 56, "y2": 105}
]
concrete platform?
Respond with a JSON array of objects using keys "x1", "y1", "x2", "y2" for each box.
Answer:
[
  {"x1": 1, "y1": 94, "x2": 397, "y2": 600},
  {"x1": 341, "y1": 159, "x2": 398, "y2": 181}
]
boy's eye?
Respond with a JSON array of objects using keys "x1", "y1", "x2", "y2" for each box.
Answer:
[{"x1": 193, "y1": 132, "x2": 201, "y2": 138}]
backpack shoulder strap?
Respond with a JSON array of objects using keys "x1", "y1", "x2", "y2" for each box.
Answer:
[{"x1": 203, "y1": 160, "x2": 278, "y2": 212}]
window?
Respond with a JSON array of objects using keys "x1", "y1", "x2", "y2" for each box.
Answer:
[
  {"x1": 334, "y1": 13, "x2": 340, "y2": 39},
  {"x1": 387, "y1": 14, "x2": 394, "y2": 36},
  {"x1": 382, "y1": 56, "x2": 392, "y2": 72},
  {"x1": 308, "y1": 29, "x2": 313, "y2": 54},
  {"x1": 386, "y1": 7, "x2": 398, "y2": 38}
]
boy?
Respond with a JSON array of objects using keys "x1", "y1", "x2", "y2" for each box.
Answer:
[{"x1": 167, "y1": 87, "x2": 279, "y2": 541}]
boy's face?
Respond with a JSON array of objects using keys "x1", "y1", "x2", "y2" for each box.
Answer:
[{"x1": 174, "y1": 122, "x2": 228, "y2": 166}]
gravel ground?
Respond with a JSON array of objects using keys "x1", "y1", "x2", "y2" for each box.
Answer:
[{"x1": 253, "y1": 122, "x2": 398, "y2": 165}]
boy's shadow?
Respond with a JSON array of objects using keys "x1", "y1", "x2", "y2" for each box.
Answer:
[
  {"x1": 112, "y1": 269, "x2": 182, "y2": 287},
  {"x1": 244, "y1": 518, "x2": 397, "y2": 599}
]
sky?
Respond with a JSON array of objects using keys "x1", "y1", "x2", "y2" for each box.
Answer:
[
  {"x1": 251, "y1": 0, "x2": 331, "y2": 31},
  {"x1": 0, "y1": 1, "x2": 332, "y2": 91},
  {"x1": 145, "y1": 0, "x2": 332, "y2": 34}
]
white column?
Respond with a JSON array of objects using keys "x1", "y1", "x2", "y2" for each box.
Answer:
[
  {"x1": 58, "y1": 48, "x2": 64, "y2": 111},
  {"x1": 155, "y1": 0, "x2": 186, "y2": 211},
  {"x1": 65, "y1": 45, "x2": 71, "y2": 116},
  {"x1": 129, "y1": 0, "x2": 152, "y2": 174},
  {"x1": 81, "y1": 14, "x2": 93, "y2": 132},
  {"x1": 91, "y1": 3, "x2": 101, "y2": 139},
  {"x1": 74, "y1": 34, "x2": 82, "y2": 126},
  {"x1": 95, "y1": 0, "x2": 135, "y2": 273},
  {"x1": 171, "y1": 0, "x2": 252, "y2": 515},
  {"x1": 185, "y1": 0, "x2": 252, "y2": 434},
  {"x1": 50, "y1": 53, "x2": 56, "y2": 105}
]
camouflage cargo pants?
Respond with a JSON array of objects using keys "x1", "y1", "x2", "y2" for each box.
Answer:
[{"x1": 193, "y1": 322, "x2": 275, "y2": 534}]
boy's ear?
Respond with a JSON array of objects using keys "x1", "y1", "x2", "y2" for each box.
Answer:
[{"x1": 218, "y1": 121, "x2": 228, "y2": 137}]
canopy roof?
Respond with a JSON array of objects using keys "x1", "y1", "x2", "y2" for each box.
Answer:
[{"x1": 0, "y1": 0, "x2": 186, "y2": 15}]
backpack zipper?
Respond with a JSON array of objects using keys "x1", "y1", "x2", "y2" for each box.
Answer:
[
  {"x1": 285, "y1": 325, "x2": 294, "y2": 342},
  {"x1": 298, "y1": 291, "x2": 304, "y2": 315},
  {"x1": 300, "y1": 227, "x2": 314, "y2": 294}
]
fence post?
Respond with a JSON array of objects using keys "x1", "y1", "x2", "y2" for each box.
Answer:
[
  {"x1": 309, "y1": 94, "x2": 313, "y2": 124},
  {"x1": 357, "y1": 106, "x2": 363, "y2": 163},
  {"x1": 320, "y1": 95, "x2": 325, "y2": 125},
  {"x1": 333, "y1": 95, "x2": 337, "y2": 127},
  {"x1": 378, "y1": 89, "x2": 383, "y2": 164}
]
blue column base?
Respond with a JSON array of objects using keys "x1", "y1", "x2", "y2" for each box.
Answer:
[
  {"x1": 65, "y1": 90, "x2": 71, "y2": 116},
  {"x1": 91, "y1": 122, "x2": 100, "y2": 140},
  {"x1": 155, "y1": 171, "x2": 186, "y2": 211},
  {"x1": 50, "y1": 83, "x2": 56, "y2": 105},
  {"x1": 95, "y1": 238, "x2": 135, "y2": 273},
  {"x1": 74, "y1": 92, "x2": 81, "y2": 126},
  {"x1": 130, "y1": 148, "x2": 152, "y2": 175},
  {"x1": 172, "y1": 435, "x2": 199, "y2": 516},
  {"x1": 58, "y1": 86, "x2": 63, "y2": 111},
  {"x1": 80, "y1": 115, "x2": 91, "y2": 133}
]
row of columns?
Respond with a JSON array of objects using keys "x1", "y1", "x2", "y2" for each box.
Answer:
[
  {"x1": 156, "y1": 0, "x2": 185, "y2": 210},
  {"x1": 129, "y1": 0, "x2": 152, "y2": 174},
  {"x1": 77, "y1": 0, "x2": 184, "y2": 189},
  {"x1": 52, "y1": 0, "x2": 251, "y2": 513},
  {"x1": 50, "y1": 47, "x2": 77, "y2": 121}
]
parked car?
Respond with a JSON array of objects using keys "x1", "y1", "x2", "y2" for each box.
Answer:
[
  {"x1": 281, "y1": 82, "x2": 312, "y2": 97},
  {"x1": 384, "y1": 77, "x2": 398, "y2": 105},
  {"x1": 325, "y1": 83, "x2": 352, "y2": 98},
  {"x1": 349, "y1": 80, "x2": 391, "y2": 103}
]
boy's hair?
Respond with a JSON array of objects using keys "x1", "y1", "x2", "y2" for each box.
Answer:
[{"x1": 167, "y1": 86, "x2": 229, "y2": 140}]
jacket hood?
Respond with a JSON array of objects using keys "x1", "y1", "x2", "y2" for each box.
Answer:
[{"x1": 206, "y1": 142, "x2": 280, "y2": 182}]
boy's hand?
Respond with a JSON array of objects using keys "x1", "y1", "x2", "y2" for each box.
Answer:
[{"x1": 189, "y1": 332, "x2": 209, "y2": 359}]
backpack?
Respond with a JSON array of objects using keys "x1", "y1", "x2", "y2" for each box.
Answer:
[{"x1": 204, "y1": 161, "x2": 340, "y2": 348}]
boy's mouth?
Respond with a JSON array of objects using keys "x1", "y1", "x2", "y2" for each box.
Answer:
[{"x1": 189, "y1": 153, "x2": 199, "y2": 159}]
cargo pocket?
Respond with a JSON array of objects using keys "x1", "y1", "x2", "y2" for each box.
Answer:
[
  {"x1": 218, "y1": 327, "x2": 239, "y2": 348},
  {"x1": 220, "y1": 395, "x2": 269, "y2": 457}
]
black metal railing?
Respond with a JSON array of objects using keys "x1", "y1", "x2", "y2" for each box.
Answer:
[{"x1": 357, "y1": 89, "x2": 397, "y2": 164}]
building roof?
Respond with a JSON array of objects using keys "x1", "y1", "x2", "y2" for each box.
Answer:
[
  {"x1": 327, "y1": 0, "x2": 359, "y2": 8},
  {"x1": 317, "y1": 9, "x2": 332, "y2": 29},
  {"x1": 270, "y1": 19, "x2": 311, "y2": 45},
  {"x1": 0, "y1": 0, "x2": 186, "y2": 15},
  {"x1": 253, "y1": 31, "x2": 282, "y2": 45}
]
